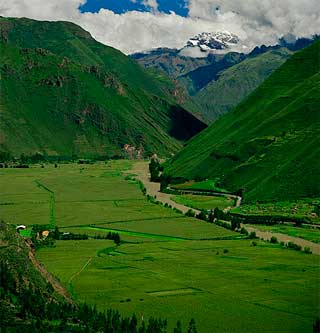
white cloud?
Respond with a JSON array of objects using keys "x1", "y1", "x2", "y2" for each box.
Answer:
[
  {"x1": 142, "y1": 0, "x2": 159, "y2": 13},
  {"x1": 0, "y1": 0, "x2": 319, "y2": 55}
]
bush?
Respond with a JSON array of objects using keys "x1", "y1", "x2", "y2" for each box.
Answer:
[
  {"x1": 215, "y1": 219, "x2": 232, "y2": 230},
  {"x1": 240, "y1": 227, "x2": 249, "y2": 235},
  {"x1": 249, "y1": 231, "x2": 257, "y2": 239},
  {"x1": 270, "y1": 236, "x2": 278, "y2": 244},
  {"x1": 196, "y1": 210, "x2": 207, "y2": 221},
  {"x1": 173, "y1": 208, "x2": 183, "y2": 214},
  {"x1": 251, "y1": 241, "x2": 257, "y2": 246},
  {"x1": 287, "y1": 242, "x2": 302, "y2": 251},
  {"x1": 186, "y1": 209, "x2": 196, "y2": 217},
  {"x1": 223, "y1": 249, "x2": 229, "y2": 254},
  {"x1": 231, "y1": 219, "x2": 240, "y2": 231},
  {"x1": 304, "y1": 247, "x2": 312, "y2": 254}
]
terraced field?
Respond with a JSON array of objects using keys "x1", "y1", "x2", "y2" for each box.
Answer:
[{"x1": 1, "y1": 161, "x2": 319, "y2": 332}]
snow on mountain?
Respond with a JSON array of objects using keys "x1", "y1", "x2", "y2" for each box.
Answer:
[{"x1": 180, "y1": 31, "x2": 241, "y2": 57}]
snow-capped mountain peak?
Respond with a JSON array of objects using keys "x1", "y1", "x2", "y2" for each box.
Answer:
[
  {"x1": 181, "y1": 31, "x2": 241, "y2": 57},
  {"x1": 187, "y1": 31, "x2": 239, "y2": 50}
]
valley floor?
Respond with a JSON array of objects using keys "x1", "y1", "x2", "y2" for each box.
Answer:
[
  {"x1": 132, "y1": 162, "x2": 320, "y2": 255},
  {"x1": 0, "y1": 161, "x2": 319, "y2": 332}
]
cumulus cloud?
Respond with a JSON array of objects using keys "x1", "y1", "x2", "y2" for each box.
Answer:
[
  {"x1": 0, "y1": 0, "x2": 319, "y2": 54},
  {"x1": 142, "y1": 0, "x2": 159, "y2": 13}
]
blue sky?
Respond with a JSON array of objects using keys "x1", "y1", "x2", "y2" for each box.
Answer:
[
  {"x1": 2, "y1": 1, "x2": 318, "y2": 54},
  {"x1": 80, "y1": 0, "x2": 189, "y2": 17}
]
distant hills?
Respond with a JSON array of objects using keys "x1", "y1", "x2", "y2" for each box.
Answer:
[
  {"x1": 133, "y1": 36, "x2": 318, "y2": 123},
  {"x1": 164, "y1": 41, "x2": 320, "y2": 203},
  {"x1": 0, "y1": 17, "x2": 206, "y2": 158}
]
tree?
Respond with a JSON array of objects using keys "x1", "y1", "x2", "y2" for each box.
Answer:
[
  {"x1": 149, "y1": 157, "x2": 162, "y2": 182},
  {"x1": 129, "y1": 314, "x2": 138, "y2": 333},
  {"x1": 313, "y1": 318, "x2": 320, "y2": 333},
  {"x1": 186, "y1": 209, "x2": 196, "y2": 217},
  {"x1": 174, "y1": 320, "x2": 182, "y2": 333},
  {"x1": 196, "y1": 210, "x2": 207, "y2": 221},
  {"x1": 188, "y1": 318, "x2": 197, "y2": 333}
]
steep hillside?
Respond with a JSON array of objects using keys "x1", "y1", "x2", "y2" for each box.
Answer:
[
  {"x1": 0, "y1": 222, "x2": 72, "y2": 330},
  {"x1": 0, "y1": 17, "x2": 206, "y2": 158},
  {"x1": 131, "y1": 48, "x2": 210, "y2": 77},
  {"x1": 195, "y1": 48, "x2": 293, "y2": 122},
  {"x1": 177, "y1": 52, "x2": 245, "y2": 95},
  {"x1": 164, "y1": 41, "x2": 320, "y2": 203}
]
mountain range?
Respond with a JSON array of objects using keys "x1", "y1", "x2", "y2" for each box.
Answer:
[
  {"x1": 164, "y1": 41, "x2": 320, "y2": 203},
  {"x1": 133, "y1": 34, "x2": 319, "y2": 123},
  {"x1": 0, "y1": 17, "x2": 205, "y2": 159}
]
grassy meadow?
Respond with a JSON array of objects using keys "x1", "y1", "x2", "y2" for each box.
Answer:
[
  {"x1": 232, "y1": 200, "x2": 320, "y2": 224},
  {"x1": 170, "y1": 193, "x2": 234, "y2": 211},
  {"x1": 0, "y1": 161, "x2": 319, "y2": 332}
]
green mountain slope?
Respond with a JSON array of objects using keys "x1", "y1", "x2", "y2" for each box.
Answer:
[
  {"x1": 131, "y1": 48, "x2": 210, "y2": 77},
  {"x1": 165, "y1": 41, "x2": 320, "y2": 203},
  {"x1": 0, "y1": 17, "x2": 206, "y2": 158},
  {"x1": 195, "y1": 48, "x2": 293, "y2": 122},
  {"x1": 0, "y1": 222, "x2": 73, "y2": 329},
  {"x1": 177, "y1": 52, "x2": 245, "y2": 96}
]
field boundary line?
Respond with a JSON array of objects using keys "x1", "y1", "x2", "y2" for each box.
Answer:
[
  {"x1": 34, "y1": 180, "x2": 55, "y2": 228},
  {"x1": 68, "y1": 257, "x2": 93, "y2": 285}
]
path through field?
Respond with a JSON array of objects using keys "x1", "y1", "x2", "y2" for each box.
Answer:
[
  {"x1": 68, "y1": 257, "x2": 93, "y2": 285},
  {"x1": 130, "y1": 162, "x2": 320, "y2": 255}
]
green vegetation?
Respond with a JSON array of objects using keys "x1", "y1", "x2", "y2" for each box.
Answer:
[
  {"x1": 171, "y1": 179, "x2": 227, "y2": 192},
  {"x1": 165, "y1": 41, "x2": 320, "y2": 203},
  {"x1": 1, "y1": 161, "x2": 319, "y2": 332},
  {"x1": 170, "y1": 194, "x2": 234, "y2": 210},
  {"x1": 195, "y1": 48, "x2": 293, "y2": 122},
  {"x1": 231, "y1": 199, "x2": 320, "y2": 224},
  {"x1": 0, "y1": 224, "x2": 175, "y2": 333},
  {"x1": 0, "y1": 17, "x2": 205, "y2": 158},
  {"x1": 248, "y1": 224, "x2": 320, "y2": 244}
]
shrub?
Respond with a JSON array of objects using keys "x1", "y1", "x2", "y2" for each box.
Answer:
[
  {"x1": 185, "y1": 209, "x2": 196, "y2": 217},
  {"x1": 231, "y1": 219, "x2": 240, "y2": 231},
  {"x1": 270, "y1": 236, "x2": 278, "y2": 244},
  {"x1": 173, "y1": 208, "x2": 183, "y2": 214},
  {"x1": 251, "y1": 241, "x2": 257, "y2": 246},
  {"x1": 287, "y1": 242, "x2": 302, "y2": 251},
  {"x1": 240, "y1": 227, "x2": 248, "y2": 235},
  {"x1": 304, "y1": 247, "x2": 312, "y2": 254},
  {"x1": 223, "y1": 249, "x2": 229, "y2": 254},
  {"x1": 249, "y1": 231, "x2": 257, "y2": 239},
  {"x1": 196, "y1": 210, "x2": 207, "y2": 221},
  {"x1": 215, "y1": 219, "x2": 232, "y2": 230}
]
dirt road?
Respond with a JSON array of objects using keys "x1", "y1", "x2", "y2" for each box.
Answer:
[
  {"x1": 129, "y1": 161, "x2": 320, "y2": 255},
  {"x1": 129, "y1": 161, "x2": 200, "y2": 215}
]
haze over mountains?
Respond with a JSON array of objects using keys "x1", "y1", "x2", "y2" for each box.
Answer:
[
  {"x1": 165, "y1": 41, "x2": 320, "y2": 203},
  {"x1": 0, "y1": 17, "x2": 205, "y2": 159}
]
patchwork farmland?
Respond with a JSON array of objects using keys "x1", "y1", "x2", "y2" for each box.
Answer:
[{"x1": 0, "y1": 161, "x2": 319, "y2": 332}]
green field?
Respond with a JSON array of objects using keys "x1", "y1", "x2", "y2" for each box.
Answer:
[
  {"x1": 232, "y1": 200, "x2": 320, "y2": 224},
  {"x1": 170, "y1": 193, "x2": 234, "y2": 211},
  {"x1": 172, "y1": 179, "x2": 227, "y2": 192},
  {"x1": 1, "y1": 161, "x2": 319, "y2": 332}
]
